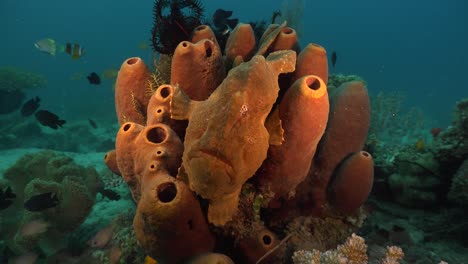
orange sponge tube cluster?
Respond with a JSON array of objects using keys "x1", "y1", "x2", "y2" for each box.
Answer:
[{"x1": 107, "y1": 22, "x2": 374, "y2": 263}]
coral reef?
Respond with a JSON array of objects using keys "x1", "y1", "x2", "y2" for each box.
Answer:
[
  {"x1": 447, "y1": 158, "x2": 468, "y2": 205},
  {"x1": 361, "y1": 200, "x2": 466, "y2": 263},
  {"x1": 387, "y1": 147, "x2": 441, "y2": 206},
  {"x1": 0, "y1": 66, "x2": 47, "y2": 114},
  {"x1": 368, "y1": 91, "x2": 428, "y2": 147},
  {"x1": 291, "y1": 233, "x2": 404, "y2": 264},
  {"x1": 0, "y1": 150, "x2": 101, "y2": 255},
  {"x1": 432, "y1": 98, "x2": 468, "y2": 169},
  {"x1": 363, "y1": 97, "x2": 468, "y2": 262},
  {"x1": 0, "y1": 117, "x2": 116, "y2": 152},
  {"x1": 370, "y1": 97, "x2": 468, "y2": 208},
  {"x1": 0, "y1": 66, "x2": 47, "y2": 92},
  {"x1": 111, "y1": 22, "x2": 374, "y2": 263}
]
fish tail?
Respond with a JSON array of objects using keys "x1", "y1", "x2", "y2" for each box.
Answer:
[{"x1": 58, "y1": 120, "x2": 66, "y2": 127}]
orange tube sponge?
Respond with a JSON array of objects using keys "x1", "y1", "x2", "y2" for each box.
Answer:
[
  {"x1": 237, "y1": 226, "x2": 280, "y2": 263},
  {"x1": 133, "y1": 124, "x2": 184, "y2": 179},
  {"x1": 115, "y1": 122, "x2": 144, "y2": 200},
  {"x1": 258, "y1": 24, "x2": 283, "y2": 49},
  {"x1": 329, "y1": 151, "x2": 374, "y2": 214},
  {"x1": 146, "y1": 84, "x2": 187, "y2": 138},
  {"x1": 225, "y1": 23, "x2": 256, "y2": 64},
  {"x1": 293, "y1": 43, "x2": 328, "y2": 85},
  {"x1": 115, "y1": 122, "x2": 183, "y2": 201},
  {"x1": 256, "y1": 76, "x2": 329, "y2": 203},
  {"x1": 191, "y1": 25, "x2": 218, "y2": 44},
  {"x1": 256, "y1": 22, "x2": 287, "y2": 56},
  {"x1": 171, "y1": 39, "x2": 225, "y2": 101},
  {"x1": 269, "y1": 27, "x2": 299, "y2": 53},
  {"x1": 115, "y1": 57, "x2": 151, "y2": 125},
  {"x1": 186, "y1": 253, "x2": 234, "y2": 264},
  {"x1": 171, "y1": 50, "x2": 296, "y2": 226},
  {"x1": 306, "y1": 81, "x2": 371, "y2": 215},
  {"x1": 133, "y1": 172, "x2": 214, "y2": 264},
  {"x1": 104, "y1": 149, "x2": 120, "y2": 176}
]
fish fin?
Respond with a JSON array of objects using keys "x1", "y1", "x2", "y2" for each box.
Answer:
[
  {"x1": 207, "y1": 190, "x2": 240, "y2": 226},
  {"x1": 265, "y1": 107, "x2": 284, "y2": 145},
  {"x1": 170, "y1": 85, "x2": 197, "y2": 120},
  {"x1": 58, "y1": 120, "x2": 66, "y2": 127},
  {"x1": 227, "y1": 18, "x2": 239, "y2": 29},
  {"x1": 265, "y1": 49, "x2": 297, "y2": 74}
]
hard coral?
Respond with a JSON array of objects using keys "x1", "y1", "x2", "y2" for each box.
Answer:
[
  {"x1": 0, "y1": 66, "x2": 47, "y2": 114},
  {"x1": 0, "y1": 66, "x2": 47, "y2": 92},
  {"x1": 1, "y1": 150, "x2": 100, "y2": 255},
  {"x1": 112, "y1": 21, "x2": 374, "y2": 263},
  {"x1": 292, "y1": 234, "x2": 404, "y2": 264}
]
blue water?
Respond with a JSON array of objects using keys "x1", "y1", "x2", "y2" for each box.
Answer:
[{"x1": 2, "y1": 0, "x2": 467, "y2": 126}]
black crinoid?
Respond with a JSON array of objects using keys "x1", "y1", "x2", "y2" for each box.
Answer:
[{"x1": 151, "y1": 0, "x2": 204, "y2": 54}]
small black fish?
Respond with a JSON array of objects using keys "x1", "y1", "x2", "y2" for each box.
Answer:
[
  {"x1": 213, "y1": 9, "x2": 239, "y2": 31},
  {"x1": 21, "y1": 96, "x2": 41, "y2": 116},
  {"x1": 87, "y1": 72, "x2": 101, "y2": 85},
  {"x1": 331, "y1": 51, "x2": 337, "y2": 68},
  {"x1": 35, "y1": 110, "x2": 66, "y2": 129},
  {"x1": 24, "y1": 192, "x2": 59, "y2": 211},
  {"x1": 88, "y1": 118, "x2": 97, "y2": 129},
  {"x1": 99, "y1": 189, "x2": 120, "y2": 201},
  {"x1": 0, "y1": 186, "x2": 16, "y2": 210}
]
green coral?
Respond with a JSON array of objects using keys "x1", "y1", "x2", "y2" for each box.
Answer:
[
  {"x1": 0, "y1": 150, "x2": 101, "y2": 254},
  {"x1": 0, "y1": 66, "x2": 47, "y2": 91}
]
